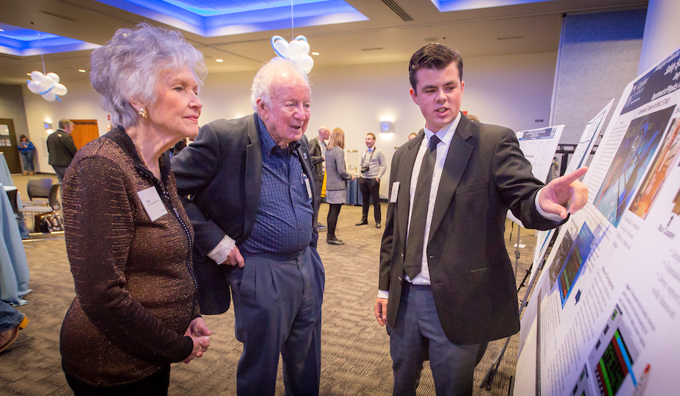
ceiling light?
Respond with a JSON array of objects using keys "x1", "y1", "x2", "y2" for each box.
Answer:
[
  {"x1": 78, "y1": 69, "x2": 86, "y2": 72},
  {"x1": 215, "y1": 59, "x2": 223, "y2": 63},
  {"x1": 311, "y1": 52, "x2": 319, "y2": 56},
  {"x1": 26, "y1": 72, "x2": 31, "y2": 76}
]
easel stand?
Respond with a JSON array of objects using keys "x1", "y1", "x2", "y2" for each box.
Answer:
[{"x1": 480, "y1": 225, "x2": 522, "y2": 391}]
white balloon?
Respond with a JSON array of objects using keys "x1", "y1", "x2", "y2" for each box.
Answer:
[
  {"x1": 272, "y1": 36, "x2": 289, "y2": 59},
  {"x1": 297, "y1": 39, "x2": 310, "y2": 55},
  {"x1": 27, "y1": 81, "x2": 41, "y2": 94},
  {"x1": 27, "y1": 70, "x2": 68, "y2": 102},
  {"x1": 288, "y1": 40, "x2": 305, "y2": 58},
  {"x1": 53, "y1": 85, "x2": 67, "y2": 96},
  {"x1": 298, "y1": 56, "x2": 314, "y2": 74},
  {"x1": 270, "y1": 35, "x2": 314, "y2": 74}
]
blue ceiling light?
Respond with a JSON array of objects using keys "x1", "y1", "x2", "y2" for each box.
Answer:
[
  {"x1": 0, "y1": 23, "x2": 100, "y2": 56},
  {"x1": 96, "y1": 0, "x2": 368, "y2": 37},
  {"x1": 431, "y1": 0, "x2": 553, "y2": 12}
]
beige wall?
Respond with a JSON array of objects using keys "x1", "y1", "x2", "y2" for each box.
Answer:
[{"x1": 21, "y1": 51, "x2": 557, "y2": 197}]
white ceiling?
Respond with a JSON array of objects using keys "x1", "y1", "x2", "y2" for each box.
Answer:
[{"x1": 0, "y1": 0, "x2": 647, "y2": 85}]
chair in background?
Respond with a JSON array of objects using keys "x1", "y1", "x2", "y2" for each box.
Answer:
[
  {"x1": 24, "y1": 178, "x2": 53, "y2": 206},
  {"x1": 19, "y1": 183, "x2": 63, "y2": 233},
  {"x1": 6, "y1": 189, "x2": 35, "y2": 248}
]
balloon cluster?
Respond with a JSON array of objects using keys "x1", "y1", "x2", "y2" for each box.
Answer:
[
  {"x1": 271, "y1": 35, "x2": 314, "y2": 74},
  {"x1": 27, "y1": 71, "x2": 68, "y2": 102}
]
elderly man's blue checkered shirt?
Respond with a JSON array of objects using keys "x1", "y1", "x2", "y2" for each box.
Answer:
[{"x1": 239, "y1": 118, "x2": 314, "y2": 255}]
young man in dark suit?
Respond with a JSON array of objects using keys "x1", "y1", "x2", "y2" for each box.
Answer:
[{"x1": 374, "y1": 43, "x2": 588, "y2": 395}]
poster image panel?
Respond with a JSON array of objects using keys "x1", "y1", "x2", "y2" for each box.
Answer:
[
  {"x1": 586, "y1": 305, "x2": 644, "y2": 396},
  {"x1": 570, "y1": 364, "x2": 596, "y2": 396},
  {"x1": 592, "y1": 106, "x2": 675, "y2": 227},
  {"x1": 549, "y1": 231, "x2": 575, "y2": 289},
  {"x1": 628, "y1": 117, "x2": 680, "y2": 219},
  {"x1": 558, "y1": 222, "x2": 596, "y2": 307}
]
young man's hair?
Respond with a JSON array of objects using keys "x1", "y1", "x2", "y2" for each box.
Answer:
[
  {"x1": 408, "y1": 43, "x2": 463, "y2": 92},
  {"x1": 366, "y1": 132, "x2": 376, "y2": 140}
]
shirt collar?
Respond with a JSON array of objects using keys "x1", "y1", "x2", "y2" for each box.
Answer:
[
  {"x1": 422, "y1": 111, "x2": 461, "y2": 148},
  {"x1": 258, "y1": 117, "x2": 299, "y2": 156}
]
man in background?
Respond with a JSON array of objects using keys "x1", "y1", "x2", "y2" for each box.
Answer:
[
  {"x1": 309, "y1": 125, "x2": 330, "y2": 229},
  {"x1": 356, "y1": 132, "x2": 386, "y2": 229},
  {"x1": 47, "y1": 119, "x2": 77, "y2": 182}
]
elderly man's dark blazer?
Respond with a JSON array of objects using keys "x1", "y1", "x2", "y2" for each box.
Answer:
[
  {"x1": 172, "y1": 113, "x2": 318, "y2": 315},
  {"x1": 379, "y1": 114, "x2": 564, "y2": 345}
]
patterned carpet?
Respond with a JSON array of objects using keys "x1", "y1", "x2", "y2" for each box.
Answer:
[{"x1": 1, "y1": 176, "x2": 537, "y2": 395}]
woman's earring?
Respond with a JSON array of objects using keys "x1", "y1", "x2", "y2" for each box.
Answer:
[{"x1": 138, "y1": 108, "x2": 148, "y2": 119}]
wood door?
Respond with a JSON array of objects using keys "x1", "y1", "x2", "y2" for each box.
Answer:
[
  {"x1": 0, "y1": 118, "x2": 22, "y2": 173},
  {"x1": 71, "y1": 120, "x2": 100, "y2": 149}
]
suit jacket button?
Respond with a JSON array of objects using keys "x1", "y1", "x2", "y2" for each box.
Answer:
[{"x1": 398, "y1": 276, "x2": 402, "y2": 282}]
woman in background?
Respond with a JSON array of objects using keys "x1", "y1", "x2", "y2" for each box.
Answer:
[
  {"x1": 60, "y1": 24, "x2": 211, "y2": 395},
  {"x1": 18, "y1": 135, "x2": 35, "y2": 175},
  {"x1": 324, "y1": 128, "x2": 355, "y2": 245}
]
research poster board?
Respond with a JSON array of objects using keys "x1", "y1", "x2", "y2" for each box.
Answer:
[
  {"x1": 530, "y1": 101, "x2": 615, "y2": 285},
  {"x1": 517, "y1": 125, "x2": 565, "y2": 183},
  {"x1": 515, "y1": 47, "x2": 680, "y2": 396},
  {"x1": 508, "y1": 125, "x2": 565, "y2": 227}
]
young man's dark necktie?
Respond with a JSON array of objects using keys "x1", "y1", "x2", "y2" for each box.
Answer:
[{"x1": 403, "y1": 135, "x2": 440, "y2": 280}]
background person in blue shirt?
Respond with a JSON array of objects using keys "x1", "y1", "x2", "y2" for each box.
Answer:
[
  {"x1": 18, "y1": 135, "x2": 36, "y2": 175},
  {"x1": 172, "y1": 58, "x2": 324, "y2": 396}
]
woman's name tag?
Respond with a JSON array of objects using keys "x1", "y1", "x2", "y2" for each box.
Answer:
[{"x1": 138, "y1": 186, "x2": 168, "y2": 221}]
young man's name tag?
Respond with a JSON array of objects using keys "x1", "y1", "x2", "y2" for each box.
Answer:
[
  {"x1": 390, "y1": 182, "x2": 400, "y2": 203},
  {"x1": 138, "y1": 186, "x2": 168, "y2": 222}
]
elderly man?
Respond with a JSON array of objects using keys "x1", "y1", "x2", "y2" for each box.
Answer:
[
  {"x1": 308, "y1": 125, "x2": 330, "y2": 229},
  {"x1": 172, "y1": 58, "x2": 324, "y2": 395},
  {"x1": 47, "y1": 119, "x2": 77, "y2": 182},
  {"x1": 375, "y1": 43, "x2": 588, "y2": 395}
]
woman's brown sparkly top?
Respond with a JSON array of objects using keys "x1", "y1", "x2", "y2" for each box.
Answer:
[{"x1": 60, "y1": 127, "x2": 199, "y2": 386}]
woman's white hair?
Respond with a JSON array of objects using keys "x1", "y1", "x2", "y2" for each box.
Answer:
[
  {"x1": 250, "y1": 57, "x2": 310, "y2": 111},
  {"x1": 90, "y1": 23, "x2": 207, "y2": 128}
]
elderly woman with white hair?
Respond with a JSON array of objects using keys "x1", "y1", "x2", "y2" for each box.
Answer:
[{"x1": 59, "y1": 24, "x2": 212, "y2": 395}]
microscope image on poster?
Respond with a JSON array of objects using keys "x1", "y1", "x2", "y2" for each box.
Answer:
[
  {"x1": 594, "y1": 106, "x2": 675, "y2": 227},
  {"x1": 549, "y1": 231, "x2": 575, "y2": 289},
  {"x1": 556, "y1": 223, "x2": 598, "y2": 307},
  {"x1": 628, "y1": 117, "x2": 680, "y2": 220},
  {"x1": 586, "y1": 305, "x2": 647, "y2": 396},
  {"x1": 546, "y1": 223, "x2": 604, "y2": 308}
]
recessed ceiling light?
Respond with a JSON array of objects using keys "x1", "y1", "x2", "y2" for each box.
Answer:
[
  {"x1": 311, "y1": 52, "x2": 319, "y2": 56},
  {"x1": 78, "y1": 69, "x2": 86, "y2": 73},
  {"x1": 215, "y1": 59, "x2": 223, "y2": 63}
]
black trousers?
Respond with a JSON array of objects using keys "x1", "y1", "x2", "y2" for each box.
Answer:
[
  {"x1": 327, "y1": 203, "x2": 342, "y2": 238},
  {"x1": 65, "y1": 365, "x2": 171, "y2": 396},
  {"x1": 313, "y1": 177, "x2": 323, "y2": 226},
  {"x1": 359, "y1": 177, "x2": 381, "y2": 223}
]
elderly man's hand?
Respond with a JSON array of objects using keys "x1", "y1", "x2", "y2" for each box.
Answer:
[
  {"x1": 222, "y1": 246, "x2": 245, "y2": 268},
  {"x1": 538, "y1": 167, "x2": 589, "y2": 219}
]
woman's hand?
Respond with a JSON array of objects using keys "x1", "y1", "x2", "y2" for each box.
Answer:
[{"x1": 183, "y1": 317, "x2": 213, "y2": 364}]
